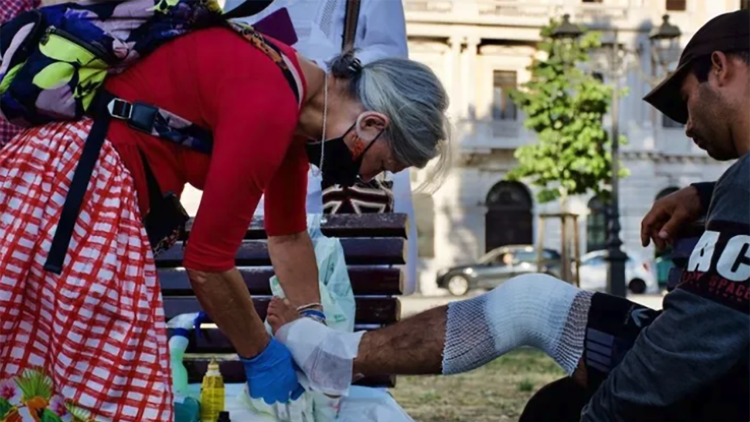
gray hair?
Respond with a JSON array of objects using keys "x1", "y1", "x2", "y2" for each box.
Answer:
[{"x1": 329, "y1": 52, "x2": 452, "y2": 190}]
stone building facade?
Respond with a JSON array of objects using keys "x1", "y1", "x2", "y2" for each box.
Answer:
[{"x1": 409, "y1": 0, "x2": 744, "y2": 294}]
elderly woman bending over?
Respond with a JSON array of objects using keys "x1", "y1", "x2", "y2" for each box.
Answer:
[{"x1": 0, "y1": 24, "x2": 449, "y2": 422}]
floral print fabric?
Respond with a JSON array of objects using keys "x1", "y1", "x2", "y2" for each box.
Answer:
[{"x1": 0, "y1": 368, "x2": 96, "y2": 422}]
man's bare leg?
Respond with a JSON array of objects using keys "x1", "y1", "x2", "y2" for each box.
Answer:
[
  {"x1": 270, "y1": 298, "x2": 589, "y2": 381},
  {"x1": 362, "y1": 314, "x2": 582, "y2": 384},
  {"x1": 353, "y1": 305, "x2": 447, "y2": 376},
  {"x1": 268, "y1": 274, "x2": 594, "y2": 396}
]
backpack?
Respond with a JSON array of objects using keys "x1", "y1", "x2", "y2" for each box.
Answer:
[
  {"x1": 0, "y1": 0, "x2": 297, "y2": 131},
  {"x1": 0, "y1": 0, "x2": 303, "y2": 273}
]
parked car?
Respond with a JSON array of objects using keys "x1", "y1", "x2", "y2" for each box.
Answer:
[
  {"x1": 578, "y1": 249, "x2": 659, "y2": 294},
  {"x1": 437, "y1": 245, "x2": 561, "y2": 296}
]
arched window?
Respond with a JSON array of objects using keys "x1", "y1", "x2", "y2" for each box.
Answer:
[
  {"x1": 587, "y1": 196, "x2": 609, "y2": 252},
  {"x1": 485, "y1": 181, "x2": 533, "y2": 252}
]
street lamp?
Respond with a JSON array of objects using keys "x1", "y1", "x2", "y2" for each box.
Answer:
[
  {"x1": 603, "y1": 27, "x2": 628, "y2": 298},
  {"x1": 650, "y1": 15, "x2": 682, "y2": 71},
  {"x1": 554, "y1": 14, "x2": 680, "y2": 297},
  {"x1": 551, "y1": 14, "x2": 585, "y2": 65},
  {"x1": 552, "y1": 14, "x2": 584, "y2": 39},
  {"x1": 550, "y1": 14, "x2": 627, "y2": 297}
]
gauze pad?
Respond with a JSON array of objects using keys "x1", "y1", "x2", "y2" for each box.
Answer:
[{"x1": 277, "y1": 318, "x2": 365, "y2": 397}]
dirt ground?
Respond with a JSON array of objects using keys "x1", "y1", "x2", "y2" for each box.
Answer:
[{"x1": 390, "y1": 349, "x2": 565, "y2": 422}]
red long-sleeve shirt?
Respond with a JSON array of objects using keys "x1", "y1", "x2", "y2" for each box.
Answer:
[{"x1": 105, "y1": 27, "x2": 309, "y2": 272}]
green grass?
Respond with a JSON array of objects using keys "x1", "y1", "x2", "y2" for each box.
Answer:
[{"x1": 390, "y1": 349, "x2": 565, "y2": 422}]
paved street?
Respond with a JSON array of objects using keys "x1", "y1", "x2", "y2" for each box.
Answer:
[{"x1": 399, "y1": 291, "x2": 666, "y2": 318}]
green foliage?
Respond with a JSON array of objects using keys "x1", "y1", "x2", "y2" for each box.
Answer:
[
  {"x1": 0, "y1": 398, "x2": 13, "y2": 420},
  {"x1": 506, "y1": 18, "x2": 628, "y2": 204},
  {"x1": 517, "y1": 380, "x2": 535, "y2": 392}
]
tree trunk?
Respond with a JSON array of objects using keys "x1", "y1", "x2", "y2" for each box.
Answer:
[{"x1": 559, "y1": 189, "x2": 570, "y2": 282}]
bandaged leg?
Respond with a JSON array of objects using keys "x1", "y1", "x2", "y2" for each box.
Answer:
[
  {"x1": 276, "y1": 318, "x2": 365, "y2": 397},
  {"x1": 275, "y1": 273, "x2": 592, "y2": 394},
  {"x1": 442, "y1": 274, "x2": 592, "y2": 375}
]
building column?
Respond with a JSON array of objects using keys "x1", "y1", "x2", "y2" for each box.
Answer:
[
  {"x1": 446, "y1": 35, "x2": 464, "y2": 119},
  {"x1": 462, "y1": 36, "x2": 480, "y2": 120}
]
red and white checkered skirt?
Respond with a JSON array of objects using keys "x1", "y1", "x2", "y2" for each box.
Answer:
[{"x1": 0, "y1": 121, "x2": 172, "y2": 421}]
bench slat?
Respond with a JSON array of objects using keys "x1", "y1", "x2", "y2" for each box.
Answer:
[
  {"x1": 183, "y1": 359, "x2": 396, "y2": 387},
  {"x1": 164, "y1": 297, "x2": 400, "y2": 325},
  {"x1": 159, "y1": 267, "x2": 403, "y2": 296},
  {"x1": 155, "y1": 238, "x2": 406, "y2": 267},
  {"x1": 181, "y1": 214, "x2": 408, "y2": 240},
  {"x1": 168, "y1": 324, "x2": 383, "y2": 354}
]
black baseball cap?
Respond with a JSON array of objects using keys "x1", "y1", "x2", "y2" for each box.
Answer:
[{"x1": 643, "y1": 9, "x2": 750, "y2": 124}]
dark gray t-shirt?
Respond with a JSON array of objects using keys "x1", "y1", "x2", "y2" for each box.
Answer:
[{"x1": 581, "y1": 153, "x2": 750, "y2": 421}]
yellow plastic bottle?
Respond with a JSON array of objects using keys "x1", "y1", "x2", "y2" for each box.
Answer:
[{"x1": 200, "y1": 358, "x2": 225, "y2": 422}]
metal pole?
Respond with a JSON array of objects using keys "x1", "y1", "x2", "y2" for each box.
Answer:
[
  {"x1": 573, "y1": 215, "x2": 581, "y2": 287},
  {"x1": 536, "y1": 215, "x2": 545, "y2": 274},
  {"x1": 561, "y1": 215, "x2": 569, "y2": 282},
  {"x1": 606, "y1": 29, "x2": 628, "y2": 297}
]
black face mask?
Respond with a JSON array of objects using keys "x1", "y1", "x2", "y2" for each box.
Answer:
[{"x1": 305, "y1": 123, "x2": 381, "y2": 187}]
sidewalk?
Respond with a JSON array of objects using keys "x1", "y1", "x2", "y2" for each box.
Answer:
[{"x1": 399, "y1": 292, "x2": 666, "y2": 318}]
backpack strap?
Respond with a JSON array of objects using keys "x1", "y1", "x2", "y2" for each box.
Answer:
[
  {"x1": 230, "y1": 22, "x2": 304, "y2": 109},
  {"x1": 44, "y1": 91, "x2": 118, "y2": 274},
  {"x1": 43, "y1": 28, "x2": 305, "y2": 273},
  {"x1": 94, "y1": 26, "x2": 304, "y2": 156},
  {"x1": 104, "y1": 98, "x2": 214, "y2": 154}
]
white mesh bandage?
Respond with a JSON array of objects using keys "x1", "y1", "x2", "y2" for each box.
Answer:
[
  {"x1": 277, "y1": 318, "x2": 365, "y2": 397},
  {"x1": 442, "y1": 274, "x2": 593, "y2": 375}
]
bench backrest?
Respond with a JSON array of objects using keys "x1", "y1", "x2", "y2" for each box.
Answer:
[{"x1": 157, "y1": 213, "x2": 408, "y2": 387}]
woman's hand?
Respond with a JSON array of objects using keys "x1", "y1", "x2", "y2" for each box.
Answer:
[{"x1": 240, "y1": 337, "x2": 305, "y2": 404}]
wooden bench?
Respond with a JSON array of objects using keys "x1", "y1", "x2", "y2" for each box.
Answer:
[{"x1": 157, "y1": 213, "x2": 408, "y2": 387}]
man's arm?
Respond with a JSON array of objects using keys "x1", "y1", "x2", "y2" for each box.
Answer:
[
  {"x1": 584, "y1": 162, "x2": 750, "y2": 422},
  {"x1": 641, "y1": 183, "x2": 713, "y2": 250}
]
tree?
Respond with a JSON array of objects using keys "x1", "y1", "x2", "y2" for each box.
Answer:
[{"x1": 506, "y1": 19, "x2": 628, "y2": 208}]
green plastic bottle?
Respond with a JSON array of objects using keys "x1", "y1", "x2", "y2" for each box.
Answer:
[
  {"x1": 169, "y1": 330, "x2": 190, "y2": 396},
  {"x1": 168, "y1": 313, "x2": 201, "y2": 422},
  {"x1": 174, "y1": 395, "x2": 200, "y2": 422},
  {"x1": 167, "y1": 313, "x2": 196, "y2": 396}
]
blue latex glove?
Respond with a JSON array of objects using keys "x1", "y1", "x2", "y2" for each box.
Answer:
[{"x1": 240, "y1": 337, "x2": 305, "y2": 405}]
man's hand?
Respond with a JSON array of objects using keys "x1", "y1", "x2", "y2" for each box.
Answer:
[{"x1": 641, "y1": 186, "x2": 703, "y2": 250}]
